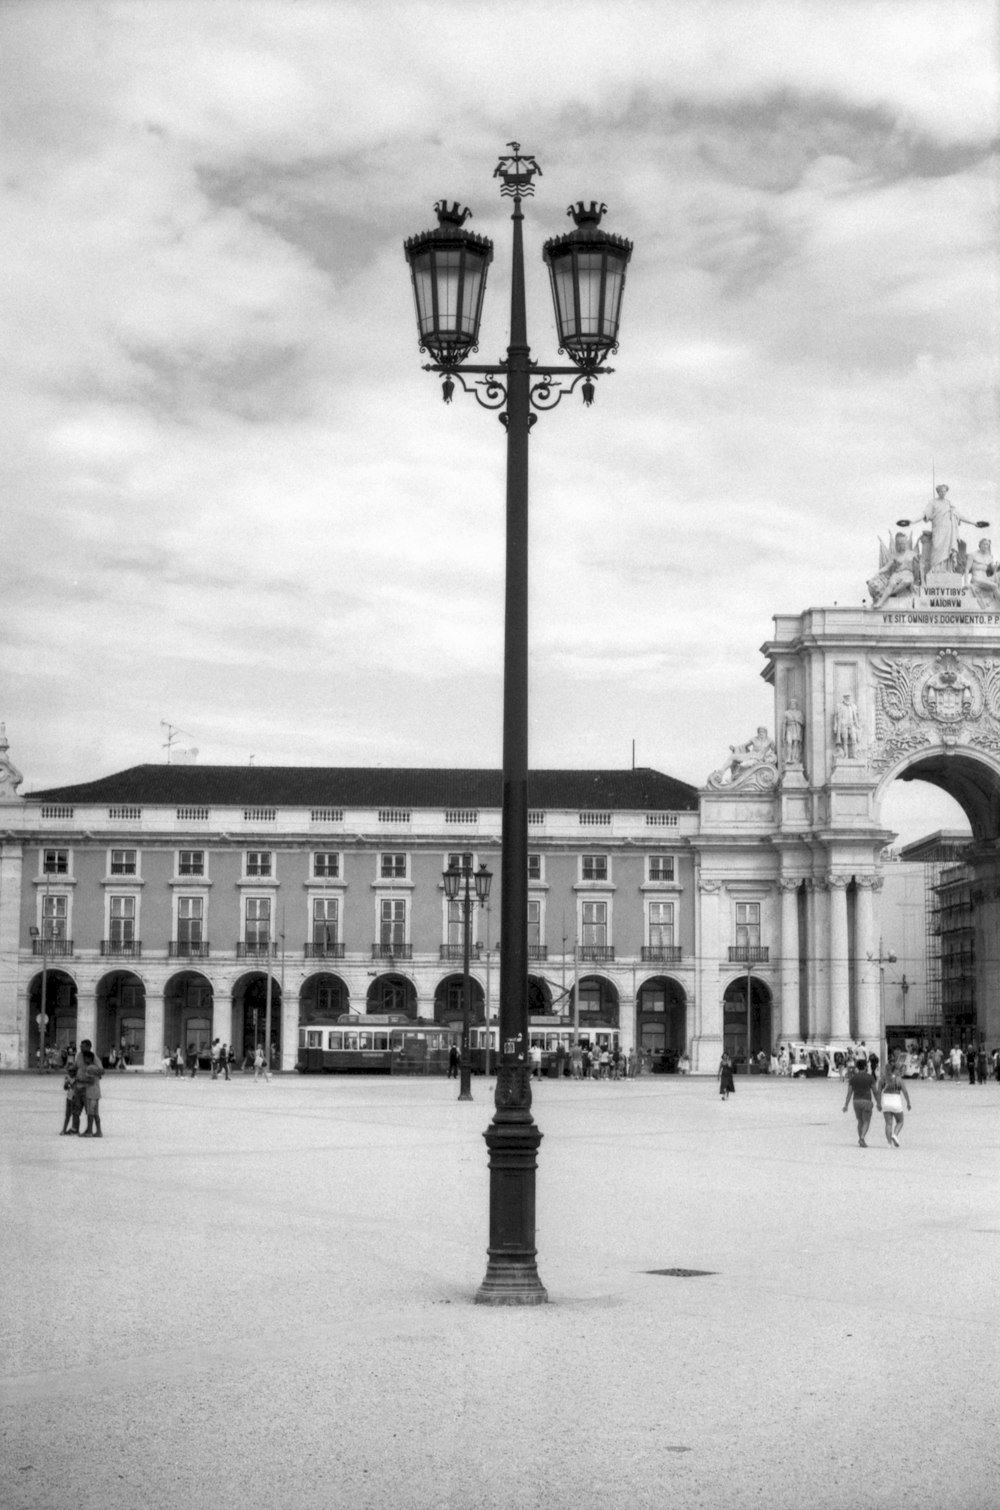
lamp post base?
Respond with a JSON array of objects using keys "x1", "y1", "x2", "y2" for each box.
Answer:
[{"x1": 475, "y1": 1069, "x2": 548, "y2": 1306}]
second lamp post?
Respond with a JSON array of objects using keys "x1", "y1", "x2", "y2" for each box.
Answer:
[{"x1": 443, "y1": 855, "x2": 493, "y2": 1100}]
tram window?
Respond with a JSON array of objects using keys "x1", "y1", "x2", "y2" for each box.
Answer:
[
  {"x1": 328, "y1": 1032, "x2": 343, "y2": 1050},
  {"x1": 344, "y1": 1033, "x2": 359, "y2": 1050},
  {"x1": 306, "y1": 1030, "x2": 322, "y2": 1049},
  {"x1": 373, "y1": 1033, "x2": 389, "y2": 1050},
  {"x1": 390, "y1": 1031, "x2": 403, "y2": 1050},
  {"x1": 358, "y1": 1033, "x2": 372, "y2": 1050}
]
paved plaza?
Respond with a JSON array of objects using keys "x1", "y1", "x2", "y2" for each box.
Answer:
[{"x1": 2, "y1": 1068, "x2": 998, "y2": 1510}]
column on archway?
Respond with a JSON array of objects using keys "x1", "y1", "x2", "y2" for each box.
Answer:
[
  {"x1": 854, "y1": 875, "x2": 881, "y2": 1041},
  {"x1": 778, "y1": 878, "x2": 801, "y2": 1042},
  {"x1": 809, "y1": 880, "x2": 831, "y2": 1040},
  {"x1": 144, "y1": 989, "x2": 165, "y2": 1070},
  {"x1": 828, "y1": 875, "x2": 851, "y2": 1042},
  {"x1": 693, "y1": 880, "x2": 722, "y2": 1071}
]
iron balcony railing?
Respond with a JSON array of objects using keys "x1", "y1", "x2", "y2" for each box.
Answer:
[
  {"x1": 577, "y1": 944, "x2": 615, "y2": 962},
  {"x1": 237, "y1": 942, "x2": 278, "y2": 959},
  {"x1": 372, "y1": 942, "x2": 413, "y2": 960},
  {"x1": 728, "y1": 945, "x2": 770, "y2": 963},
  {"x1": 32, "y1": 938, "x2": 73, "y2": 957},
  {"x1": 304, "y1": 941, "x2": 346, "y2": 959},
  {"x1": 527, "y1": 944, "x2": 548, "y2": 960},
  {"x1": 439, "y1": 943, "x2": 483, "y2": 961},
  {"x1": 169, "y1": 940, "x2": 211, "y2": 958},
  {"x1": 100, "y1": 939, "x2": 142, "y2": 957},
  {"x1": 641, "y1": 945, "x2": 682, "y2": 964}
]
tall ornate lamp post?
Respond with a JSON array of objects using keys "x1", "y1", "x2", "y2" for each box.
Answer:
[
  {"x1": 405, "y1": 144, "x2": 632, "y2": 1305},
  {"x1": 443, "y1": 856, "x2": 493, "y2": 1101}
]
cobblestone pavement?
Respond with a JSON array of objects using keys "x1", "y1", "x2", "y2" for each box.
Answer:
[{"x1": 2, "y1": 1070, "x2": 998, "y2": 1510}]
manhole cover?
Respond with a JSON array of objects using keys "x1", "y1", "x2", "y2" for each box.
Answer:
[{"x1": 645, "y1": 1268, "x2": 716, "y2": 1277}]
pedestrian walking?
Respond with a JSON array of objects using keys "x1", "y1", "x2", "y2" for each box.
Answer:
[
  {"x1": 447, "y1": 1043, "x2": 460, "y2": 1079},
  {"x1": 843, "y1": 1057, "x2": 879, "y2": 1147},
  {"x1": 210, "y1": 1038, "x2": 222, "y2": 1079},
  {"x1": 220, "y1": 1043, "x2": 231, "y2": 1080},
  {"x1": 186, "y1": 1042, "x2": 198, "y2": 1078},
  {"x1": 253, "y1": 1044, "x2": 270, "y2": 1082},
  {"x1": 878, "y1": 1057, "x2": 912, "y2": 1148},
  {"x1": 718, "y1": 1052, "x2": 735, "y2": 1100}
]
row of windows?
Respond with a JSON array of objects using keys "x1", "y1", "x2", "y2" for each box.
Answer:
[
  {"x1": 34, "y1": 894, "x2": 684, "y2": 952},
  {"x1": 39, "y1": 849, "x2": 679, "y2": 884}
]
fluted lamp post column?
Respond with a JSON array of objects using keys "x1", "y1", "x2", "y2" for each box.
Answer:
[
  {"x1": 443, "y1": 857, "x2": 493, "y2": 1101},
  {"x1": 405, "y1": 144, "x2": 633, "y2": 1305}
]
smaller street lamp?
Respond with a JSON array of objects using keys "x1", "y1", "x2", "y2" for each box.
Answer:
[{"x1": 443, "y1": 856, "x2": 493, "y2": 1100}]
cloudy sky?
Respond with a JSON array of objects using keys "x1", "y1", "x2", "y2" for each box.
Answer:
[{"x1": 2, "y1": 0, "x2": 997, "y2": 838}]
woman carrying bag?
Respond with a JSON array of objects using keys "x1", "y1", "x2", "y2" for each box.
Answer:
[{"x1": 878, "y1": 1056, "x2": 912, "y2": 1148}]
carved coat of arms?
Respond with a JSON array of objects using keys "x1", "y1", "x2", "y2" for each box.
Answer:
[{"x1": 870, "y1": 648, "x2": 1000, "y2": 767}]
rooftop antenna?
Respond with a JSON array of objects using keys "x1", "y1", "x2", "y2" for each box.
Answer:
[{"x1": 161, "y1": 721, "x2": 194, "y2": 764}]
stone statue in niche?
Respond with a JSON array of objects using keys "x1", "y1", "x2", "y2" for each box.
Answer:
[
  {"x1": 833, "y1": 694, "x2": 861, "y2": 759},
  {"x1": 781, "y1": 698, "x2": 805, "y2": 766},
  {"x1": 707, "y1": 726, "x2": 778, "y2": 790},
  {"x1": 0, "y1": 724, "x2": 23, "y2": 799}
]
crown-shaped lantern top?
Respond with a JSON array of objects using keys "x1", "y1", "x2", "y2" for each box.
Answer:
[
  {"x1": 403, "y1": 202, "x2": 494, "y2": 368},
  {"x1": 542, "y1": 200, "x2": 633, "y2": 373}
]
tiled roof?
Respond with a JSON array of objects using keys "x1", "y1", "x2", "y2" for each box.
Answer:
[{"x1": 27, "y1": 765, "x2": 699, "y2": 811}]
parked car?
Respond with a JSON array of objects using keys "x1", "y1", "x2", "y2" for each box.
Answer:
[{"x1": 788, "y1": 1044, "x2": 834, "y2": 1077}]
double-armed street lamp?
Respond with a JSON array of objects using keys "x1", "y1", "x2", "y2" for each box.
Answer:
[
  {"x1": 443, "y1": 855, "x2": 493, "y2": 1101},
  {"x1": 404, "y1": 143, "x2": 633, "y2": 1305}
]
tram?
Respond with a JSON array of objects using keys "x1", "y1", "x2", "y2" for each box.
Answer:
[
  {"x1": 467, "y1": 1026, "x2": 620, "y2": 1076},
  {"x1": 296, "y1": 1015, "x2": 454, "y2": 1074}
]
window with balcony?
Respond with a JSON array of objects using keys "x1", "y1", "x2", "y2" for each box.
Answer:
[
  {"x1": 312, "y1": 852, "x2": 341, "y2": 879},
  {"x1": 110, "y1": 848, "x2": 138, "y2": 876},
  {"x1": 580, "y1": 900, "x2": 611, "y2": 960},
  {"x1": 178, "y1": 850, "x2": 205, "y2": 877},
  {"x1": 244, "y1": 896, "x2": 271, "y2": 951},
  {"x1": 648, "y1": 855, "x2": 675, "y2": 882},
  {"x1": 311, "y1": 897, "x2": 340, "y2": 955},
  {"x1": 175, "y1": 896, "x2": 205, "y2": 956},
  {"x1": 581, "y1": 855, "x2": 608, "y2": 882},
  {"x1": 528, "y1": 853, "x2": 542, "y2": 881},
  {"x1": 42, "y1": 849, "x2": 69, "y2": 875},
  {"x1": 378, "y1": 898, "x2": 408, "y2": 954},
  {"x1": 106, "y1": 895, "x2": 137, "y2": 955},
  {"x1": 380, "y1": 852, "x2": 407, "y2": 879},
  {"x1": 245, "y1": 851, "x2": 273, "y2": 878},
  {"x1": 735, "y1": 902, "x2": 761, "y2": 948},
  {"x1": 644, "y1": 901, "x2": 679, "y2": 963},
  {"x1": 41, "y1": 893, "x2": 68, "y2": 945},
  {"x1": 528, "y1": 899, "x2": 546, "y2": 959}
]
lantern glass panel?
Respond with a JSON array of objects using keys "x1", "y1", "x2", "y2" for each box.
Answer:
[{"x1": 575, "y1": 250, "x2": 606, "y2": 336}]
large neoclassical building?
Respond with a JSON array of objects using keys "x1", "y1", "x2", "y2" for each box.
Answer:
[{"x1": 4, "y1": 517, "x2": 1000, "y2": 1071}]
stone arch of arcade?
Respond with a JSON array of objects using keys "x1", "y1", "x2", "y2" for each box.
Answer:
[
  {"x1": 28, "y1": 968, "x2": 78, "y2": 1063},
  {"x1": 636, "y1": 975, "x2": 687, "y2": 1065},
  {"x1": 96, "y1": 969, "x2": 147, "y2": 1062},
  {"x1": 233, "y1": 971, "x2": 283, "y2": 1059},
  {"x1": 366, "y1": 973, "x2": 417, "y2": 1018},
  {"x1": 433, "y1": 972, "x2": 485, "y2": 1024},
  {"x1": 300, "y1": 971, "x2": 351, "y2": 1023}
]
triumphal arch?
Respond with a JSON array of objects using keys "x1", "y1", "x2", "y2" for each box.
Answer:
[{"x1": 691, "y1": 489, "x2": 1000, "y2": 1071}]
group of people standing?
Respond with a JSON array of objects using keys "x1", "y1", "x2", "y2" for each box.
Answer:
[{"x1": 60, "y1": 1039, "x2": 104, "y2": 1137}]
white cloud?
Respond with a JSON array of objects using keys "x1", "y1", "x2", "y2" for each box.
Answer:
[{"x1": 0, "y1": 0, "x2": 996, "y2": 847}]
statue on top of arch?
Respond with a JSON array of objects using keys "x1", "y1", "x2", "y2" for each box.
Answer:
[{"x1": 867, "y1": 483, "x2": 993, "y2": 611}]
